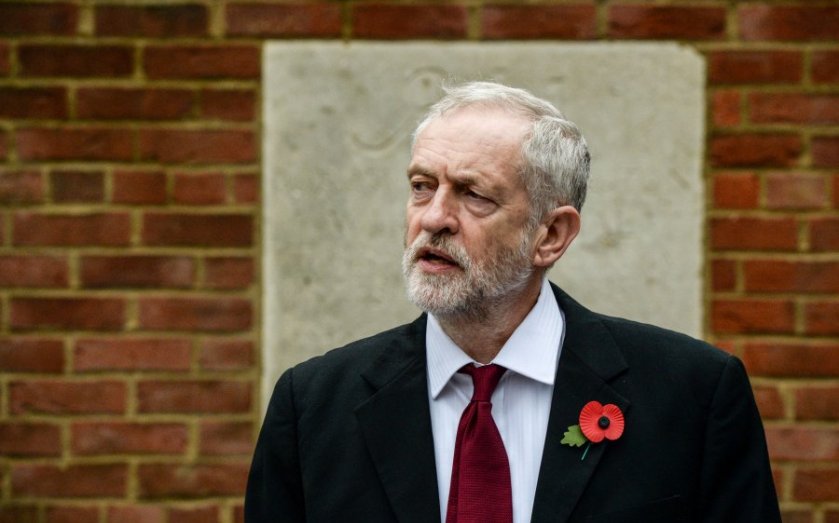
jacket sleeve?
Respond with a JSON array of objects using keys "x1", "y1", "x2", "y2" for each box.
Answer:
[
  {"x1": 699, "y1": 356, "x2": 781, "y2": 522},
  {"x1": 245, "y1": 368, "x2": 306, "y2": 522}
]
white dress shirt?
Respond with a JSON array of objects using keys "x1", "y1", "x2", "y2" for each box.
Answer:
[{"x1": 426, "y1": 277, "x2": 565, "y2": 523}]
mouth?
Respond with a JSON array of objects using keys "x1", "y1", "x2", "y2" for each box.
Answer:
[{"x1": 416, "y1": 247, "x2": 460, "y2": 271}]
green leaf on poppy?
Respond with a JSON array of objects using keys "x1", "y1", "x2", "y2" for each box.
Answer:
[{"x1": 561, "y1": 424, "x2": 587, "y2": 447}]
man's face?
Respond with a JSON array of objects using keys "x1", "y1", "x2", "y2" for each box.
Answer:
[{"x1": 402, "y1": 106, "x2": 538, "y2": 317}]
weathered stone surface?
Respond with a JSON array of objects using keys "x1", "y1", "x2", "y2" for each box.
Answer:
[{"x1": 263, "y1": 42, "x2": 705, "y2": 403}]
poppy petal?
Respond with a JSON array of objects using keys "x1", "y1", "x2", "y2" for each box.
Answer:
[
  {"x1": 601, "y1": 403, "x2": 625, "y2": 440},
  {"x1": 578, "y1": 401, "x2": 606, "y2": 443}
]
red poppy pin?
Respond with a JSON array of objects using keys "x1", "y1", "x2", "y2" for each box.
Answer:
[{"x1": 561, "y1": 401, "x2": 625, "y2": 460}]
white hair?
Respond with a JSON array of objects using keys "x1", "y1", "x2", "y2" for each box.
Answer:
[{"x1": 413, "y1": 81, "x2": 591, "y2": 220}]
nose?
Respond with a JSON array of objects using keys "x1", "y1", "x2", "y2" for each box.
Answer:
[{"x1": 420, "y1": 189, "x2": 459, "y2": 235}]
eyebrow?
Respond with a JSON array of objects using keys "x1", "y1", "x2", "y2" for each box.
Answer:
[{"x1": 406, "y1": 166, "x2": 435, "y2": 179}]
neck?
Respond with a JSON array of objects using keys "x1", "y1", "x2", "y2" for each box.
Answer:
[{"x1": 436, "y1": 276, "x2": 544, "y2": 364}]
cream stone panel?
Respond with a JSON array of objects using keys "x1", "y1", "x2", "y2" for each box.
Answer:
[{"x1": 263, "y1": 42, "x2": 705, "y2": 405}]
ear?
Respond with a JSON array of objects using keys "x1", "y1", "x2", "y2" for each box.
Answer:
[{"x1": 532, "y1": 206, "x2": 581, "y2": 268}]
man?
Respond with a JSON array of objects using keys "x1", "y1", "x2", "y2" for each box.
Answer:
[{"x1": 246, "y1": 82, "x2": 781, "y2": 522}]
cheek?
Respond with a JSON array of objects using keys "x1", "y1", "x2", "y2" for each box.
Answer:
[
  {"x1": 469, "y1": 224, "x2": 523, "y2": 260},
  {"x1": 404, "y1": 211, "x2": 422, "y2": 244}
]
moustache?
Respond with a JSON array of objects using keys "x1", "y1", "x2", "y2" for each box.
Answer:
[{"x1": 405, "y1": 233, "x2": 472, "y2": 270}]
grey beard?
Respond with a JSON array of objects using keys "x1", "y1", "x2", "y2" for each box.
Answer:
[{"x1": 401, "y1": 230, "x2": 534, "y2": 319}]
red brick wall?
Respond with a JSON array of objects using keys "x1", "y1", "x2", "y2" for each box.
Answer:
[{"x1": 0, "y1": 2, "x2": 835, "y2": 522}]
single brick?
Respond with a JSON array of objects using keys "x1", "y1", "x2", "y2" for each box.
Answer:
[
  {"x1": 796, "y1": 386, "x2": 839, "y2": 421},
  {"x1": 233, "y1": 173, "x2": 258, "y2": 203},
  {"x1": 203, "y1": 257, "x2": 254, "y2": 289},
  {"x1": 13, "y1": 212, "x2": 131, "y2": 247},
  {"x1": 200, "y1": 88, "x2": 255, "y2": 121},
  {"x1": 10, "y1": 380, "x2": 126, "y2": 414},
  {"x1": 0, "y1": 87, "x2": 67, "y2": 119},
  {"x1": 765, "y1": 172, "x2": 827, "y2": 209},
  {"x1": 138, "y1": 297, "x2": 252, "y2": 332},
  {"x1": 138, "y1": 463, "x2": 249, "y2": 499},
  {"x1": 142, "y1": 212, "x2": 253, "y2": 247},
  {"x1": 793, "y1": 469, "x2": 839, "y2": 501},
  {"x1": 804, "y1": 301, "x2": 839, "y2": 335},
  {"x1": 813, "y1": 137, "x2": 839, "y2": 167},
  {"x1": 95, "y1": 4, "x2": 207, "y2": 37},
  {"x1": 0, "y1": 337, "x2": 64, "y2": 373},
  {"x1": 173, "y1": 172, "x2": 226, "y2": 205},
  {"x1": 711, "y1": 258, "x2": 737, "y2": 292},
  {"x1": 711, "y1": 299, "x2": 795, "y2": 334},
  {"x1": 74, "y1": 338, "x2": 191, "y2": 372},
  {"x1": 0, "y1": 506, "x2": 37, "y2": 523},
  {"x1": 752, "y1": 385, "x2": 784, "y2": 419},
  {"x1": 810, "y1": 218, "x2": 839, "y2": 252},
  {"x1": 711, "y1": 90, "x2": 741, "y2": 128},
  {"x1": 710, "y1": 134, "x2": 802, "y2": 167},
  {"x1": 0, "y1": 170, "x2": 43, "y2": 203},
  {"x1": 353, "y1": 4, "x2": 467, "y2": 39},
  {"x1": 710, "y1": 217, "x2": 798, "y2": 251},
  {"x1": 45, "y1": 506, "x2": 99, "y2": 523},
  {"x1": 781, "y1": 509, "x2": 814, "y2": 523},
  {"x1": 712, "y1": 171, "x2": 759, "y2": 209},
  {"x1": 80, "y1": 255, "x2": 195, "y2": 289},
  {"x1": 112, "y1": 170, "x2": 167, "y2": 205},
  {"x1": 200, "y1": 421, "x2": 253, "y2": 456},
  {"x1": 744, "y1": 342, "x2": 839, "y2": 377},
  {"x1": 766, "y1": 427, "x2": 839, "y2": 461},
  {"x1": 144, "y1": 45, "x2": 259, "y2": 79},
  {"x1": 835, "y1": 173, "x2": 839, "y2": 208},
  {"x1": 199, "y1": 339, "x2": 253, "y2": 370},
  {"x1": 137, "y1": 380, "x2": 251, "y2": 413},
  {"x1": 481, "y1": 5, "x2": 596, "y2": 39},
  {"x1": 750, "y1": 93, "x2": 839, "y2": 125},
  {"x1": 0, "y1": 3, "x2": 77, "y2": 36},
  {"x1": 106, "y1": 506, "x2": 165, "y2": 523},
  {"x1": 0, "y1": 129, "x2": 7, "y2": 160},
  {"x1": 0, "y1": 255, "x2": 68, "y2": 287},
  {"x1": 10, "y1": 297, "x2": 125, "y2": 331},
  {"x1": 50, "y1": 170, "x2": 105, "y2": 203},
  {"x1": 0, "y1": 42, "x2": 10, "y2": 76},
  {"x1": 72, "y1": 422, "x2": 188, "y2": 455},
  {"x1": 608, "y1": 5, "x2": 725, "y2": 39},
  {"x1": 167, "y1": 506, "x2": 219, "y2": 523},
  {"x1": 813, "y1": 51, "x2": 839, "y2": 84},
  {"x1": 744, "y1": 260, "x2": 839, "y2": 293},
  {"x1": 708, "y1": 50, "x2": 803, "y2": 85},
  {"x1": 16, "y1": 127, "x2": 133, "y2": 161},
  {"x1": 139, "y1": 129, "x2": 255, "y2": 164},
  {"x1": 12, "y1": 464, "x2": 127, "y2": 497},
  {"x1": 19, "y1": 44, "x2": 132, "y2": 77},
  {"x1": 77, "y1": 87, "x2": 194, "y2": 121},
  {"x1": 0, "y1": 422, "x2": 61, "y2": 456},
  {"x1": 739, "y1": 5, "x2": 839, "y2": 41},
  {"x1": 225, "y1": 3, "x2": 340, "y2": 37}
]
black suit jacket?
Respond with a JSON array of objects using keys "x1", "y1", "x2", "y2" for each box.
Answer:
[{"x1": 246, "y1": 284, "x2": 780, "y2": 522}]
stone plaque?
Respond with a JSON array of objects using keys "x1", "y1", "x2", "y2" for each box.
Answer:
[{"x1": 263, "y1": 42, "x2": 705, "y2": 404}]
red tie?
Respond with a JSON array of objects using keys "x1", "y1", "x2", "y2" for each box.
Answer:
[{"x1": 446, "y1": 364, "x2": 513, "y2": 523}]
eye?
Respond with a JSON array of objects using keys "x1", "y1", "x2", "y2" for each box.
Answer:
[
  {"x1": 465, "y1": 189, "x2": 489, "y2": 202},
  {"x1": 410, "y1": 180, "x2": 435, "y2": 199}
]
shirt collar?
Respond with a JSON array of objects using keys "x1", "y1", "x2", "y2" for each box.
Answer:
[{"x1": 426, "y1": 278, "x2": 565, "y2": 399}]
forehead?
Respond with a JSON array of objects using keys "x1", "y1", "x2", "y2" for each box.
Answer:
[
  {"x1": 409, "y1": 107, "x2": 531, "y2": 183},
  {"x1": 415, "y1": 106, "x2": 531, "y2": 150}
]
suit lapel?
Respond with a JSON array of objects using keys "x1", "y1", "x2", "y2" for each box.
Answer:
[
  {"x1": 355, "y1": 315, "x2": 442, "y2": 523},
  {"x1": 531, "y1": 286, "x2": 631, "y2": 523}
]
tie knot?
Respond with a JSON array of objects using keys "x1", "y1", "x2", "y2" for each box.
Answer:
[{"x1": 461, "y1": 364, "x2": 506, "y2": 402}]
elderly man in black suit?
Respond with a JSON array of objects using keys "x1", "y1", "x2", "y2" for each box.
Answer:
[{"x1": 246, "y1": 82, "x2": 781, "y2": 522}]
